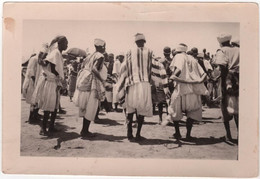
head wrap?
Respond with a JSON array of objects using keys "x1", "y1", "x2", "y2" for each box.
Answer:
[
  {"x1": 163, "y1": 46, "x2": 171, "y2": 55},
  {"x1": 94, "y1": 38, "x2": 106, "y2": 47},
  {"x1": 175, "y1": 43, "x2": 188, "y2": 53},
  {"x1": 135, "y1": 33, "x2": 146, "y2": 42},
  {"x1": 217, "y1": 33, "x2": 232, "y2": 44},
  {"x1": 39, "y1": 43, "x2": 49, "y2": 54},
  {"x1": 108, "y1": 53, "x2": 114, "y2": 57},
  {"x1": 231, "y1": 37, "x2": 240, "y2": 46},
  {"x1": 50, "y1": 35, "x2": 67, "y2": 47},
  {"x1": 191, "y1": 47, "x2": 198, "y2": 55}
]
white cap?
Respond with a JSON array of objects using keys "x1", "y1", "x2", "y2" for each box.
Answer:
[
  {"x1": 217, "y1": 33, "x2": 232, "y2": 44},
  {"x1": 175, "y1": 43, "x2": 188, "y2": 53},
  {"x1": 40, "y1": 43, "x2": 49, "y2": 53},
  {"x1": 231, "y1": 37, "x2": 240, "y2": 46},
  {"x1": 135, "y1": 33, "x2": 146, "y2": 42},
  {"x1": 94, "y1": 38, "x2": 106, "y2": 47}
]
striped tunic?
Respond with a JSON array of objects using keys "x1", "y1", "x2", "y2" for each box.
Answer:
[{"x1": 117, "y1": 47, "x2": 169, "y2": 104}]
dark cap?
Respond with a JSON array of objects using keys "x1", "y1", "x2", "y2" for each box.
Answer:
[
  {"x1": 163, "y1": 46, "x2": 171, "y2": 55},
  {"x1": 108, "y1": 53, "x2": 114, "y2": 57},
  {"x1": 191, "y1": 47, "x2": 198, "y2": 55}
]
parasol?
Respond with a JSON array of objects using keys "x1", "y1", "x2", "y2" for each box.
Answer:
[{"x1": 66, "y1": 48, "x2": 87, "y2": 58}]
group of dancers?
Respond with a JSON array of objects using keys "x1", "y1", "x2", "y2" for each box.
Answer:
[{"x1": 22, "y1": 32, "x2": 239, "y2": 142}]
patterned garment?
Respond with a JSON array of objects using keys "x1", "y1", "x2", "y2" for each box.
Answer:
[{"x1": 117, "y1": 47, "x2": 169, "y2": 105}]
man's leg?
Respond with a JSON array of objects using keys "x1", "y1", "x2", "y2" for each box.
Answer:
[
  {"x1": 33, "y1": 107, "x2": 41, "y2": 121},
  {"x1": 81, "y1": 117, "x2": 95, "y2": 138},
  {"x1": 28, "y1": 105, "x2": 35, "y2": 124},
  {"x1": 224, "y1": 121, "x2": 232, "y2": 141},
  {"x1": 221, "y1": 98, "x2": 233, "y2": 141},
  {"x1": 234, "y1": 114, "x2": 238, "y2": 129},
  {"x1": 158, "y1": 103, "x2": 163, "y2": 124},
  {"x1": 136, "y1": 115, "x2": 144, "y2": 141},
  {"x1": 114, "y1": 103, "x2": 118, "y2": 112},
  {"x1": 127, "y1": 113, "x2": 134, "y2": 140},
  {"x1": 186, "y1": 118, "x2": 194, "y2": 139},
  {"x1": 49, "y1": 109, "x2": 58, "y2": 132},
  {"x1": 153, "y1": 104, "x2": 156, "y2": 115},
  {"x1": 40, "y1": 111, "x2": 49, "y2": 136},
  {"x1": 94, "y1": 107, "x2": 100, "y2": 122},
  {"x1": 173, "y1": 121, "x2": 182, "y2": 139},
  {"x1": 58, "y1": 104, "x2": 66, "y2": 114}
]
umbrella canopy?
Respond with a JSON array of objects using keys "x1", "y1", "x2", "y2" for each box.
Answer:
[{"x1": 66, "y1": 48, "x2": 87, "y2": 58}]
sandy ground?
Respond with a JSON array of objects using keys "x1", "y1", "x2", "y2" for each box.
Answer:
[{"x1": 21, "y1": 96, "x2": 238, "y2": 160}]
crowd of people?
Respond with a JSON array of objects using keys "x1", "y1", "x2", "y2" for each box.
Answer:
[{"x1": 22, "y1": 32, "x2": 239, "y2": 142}]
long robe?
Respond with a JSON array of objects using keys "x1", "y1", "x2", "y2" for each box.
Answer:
[
  {"x1": 168, "y1": 53, "x2": 208, "y2": 121},
  {"x1": 73, "y1": 52, "x2": 107, "y2": 121}
]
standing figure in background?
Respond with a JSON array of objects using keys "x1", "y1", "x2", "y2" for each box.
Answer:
[
  {"x1": 23, "y1": 45, "x2": 49, "y2": 124},
  {"x1": 103, "y1": 53, "x2": 115, "y2": 111},
  {"x1": 112, "y1": 53, "x2": 125, "y2": 112},
  {"x1": 38, "y1": 36, "x2": 68, "y2": 136},
  {"x1": 214, "y1": 34, "x2": 239, "y2": 142},
  {"x1": 196, "y1": 52, "x2": 209, "y2": 107},
  {"x1": 73, "y1": 39, "x2": 107, "y2": 137},
  {"x1": 152, "y1": 47, "x2": 173, "y2": 124},
  {"x1": 68, "y1": 60, "x2": 78, "y2": 102}
]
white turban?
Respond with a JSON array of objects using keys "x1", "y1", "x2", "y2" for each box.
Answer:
[{"x1": 217, "y1": 33, "x2": 232, "y2": 44}]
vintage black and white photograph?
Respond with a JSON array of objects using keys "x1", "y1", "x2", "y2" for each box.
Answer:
[
  {"x1": 20, "y1": 19, "x2": 239, "y2": 159},
  {"x1": 3, "y1": 2, "x2": 258, "y2": 177}
]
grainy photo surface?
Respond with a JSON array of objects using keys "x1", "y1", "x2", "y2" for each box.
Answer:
[
  {"x1": 3, "y1": 3, "x2": 258, "y2": 177},
  {"x1": 21, "y1": 20, "x2": 239, "y2": 159}
]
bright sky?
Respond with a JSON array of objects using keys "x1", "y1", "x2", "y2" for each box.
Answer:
[{"x1": 23, "y1": 20, "x2": 239, "y2": 62}]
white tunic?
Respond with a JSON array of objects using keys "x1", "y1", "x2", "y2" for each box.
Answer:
[{"x1": 39, "y1": 48, "x2": 64, "y2": 112}]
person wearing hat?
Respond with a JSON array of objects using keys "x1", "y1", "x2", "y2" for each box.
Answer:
[
  {"x1": 36, "y1": 36, "x2": 68, "y2": 136},
  {"x1": 152, "y1": 46, "x2": 173, "y2": 124},
  {"x1": 215, "y1": 33, "x2": 239, "y2": 142},
  {"x1": 73, "y1": 38, "x2": 107, "y2": 138},
  {"x1": 23, "y1": 44, "x2": 49, "y2": 124},
  {"x1": 168, "y1": 43, "x2": 208, "y2": 140},
  {"x1": 118, "y1": 33, "x2": 152, "y2": 141},
  {"x1": 117, "y1": 33, "x2": 170, "y2": 141},
  {"x1": 231, "y1": 38, "x2": 240, "y2": 48}
]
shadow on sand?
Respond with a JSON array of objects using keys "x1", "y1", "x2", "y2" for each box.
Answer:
[
  {"x1": 40, "y1": 122, "x2": 81, "y2": 150},
  {"x1": 136, "y1": 136, "x2": 237, "y2": 148},
  {"x1": 81, "y1": 133, "x2": 125, "y2": 143},
  {"x1": 94, "y1": 118, "x2": 123, "y2": 126},
  {"x1": 167, "y1": 136, "x2": 238, "y2": 148}
]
